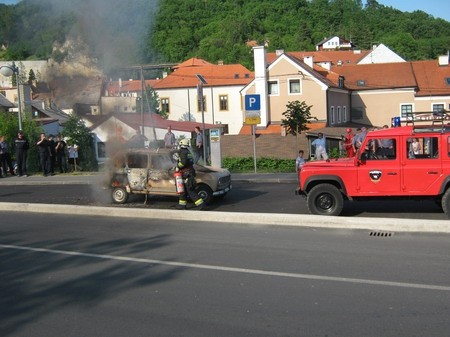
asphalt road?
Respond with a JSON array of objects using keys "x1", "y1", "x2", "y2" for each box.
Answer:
[
  {"x1": 1, "y1": 212, "x2": 449, "y2": 337},
  {"x1": 0, "y1": 182, "x2": 446, "y2": 220}
]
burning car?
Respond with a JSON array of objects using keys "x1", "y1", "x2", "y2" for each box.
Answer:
[{"x1": 108, "y1": 148, "x2": 232, "y2": 204}]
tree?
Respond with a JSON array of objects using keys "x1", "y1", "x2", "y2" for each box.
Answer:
[
  {"x1": 281, "y1": 100, "x2": 313, "y2": 147},
  {"x1": 62, "y1": 115, "x2": 98, "y2": 171}
]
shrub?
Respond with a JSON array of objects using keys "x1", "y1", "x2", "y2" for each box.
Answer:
[{"x1": 223, "y1": 157, "x2": 295, "y2": 173}]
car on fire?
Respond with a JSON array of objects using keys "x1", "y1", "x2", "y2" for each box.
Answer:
[
  {"x1": 296, "y1": 111, "x2": 450, "y2": 218},
  {"x1": 108, "y1": 148, "x2": 231, "y2": 204}
]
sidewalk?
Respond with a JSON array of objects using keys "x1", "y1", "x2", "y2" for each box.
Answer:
[
  {"x1": 0, "y1": 172, "x2": 298, "y2": 186},
  {"x1": 1, "y1": 171, "x2": 449, "y2": 233}
]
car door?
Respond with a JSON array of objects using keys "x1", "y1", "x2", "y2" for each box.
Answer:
[
  {"x1": 147, "y1": 153, "x2": 176, "y2": 193},
  {"x1": 126, "y1": 153, "x2": 149, "y2": 191},
  {"x1": 402, "y1": 136, "x2": 442, "y2": 194},
  {"x1": 357, "y1": 136, "x2": 402, "y2": 195}
]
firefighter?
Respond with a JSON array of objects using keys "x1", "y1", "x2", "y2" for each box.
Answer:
[{"x1": 174, "y1": 138, "x2": 204, "y2": 210}]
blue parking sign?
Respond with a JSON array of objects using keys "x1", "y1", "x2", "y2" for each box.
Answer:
[{"x1": 245, "y1": 94, "x2": 260, "y2": 111}]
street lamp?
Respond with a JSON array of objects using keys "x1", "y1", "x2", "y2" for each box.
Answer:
[{"x1": 0, "y1": 62, "x2": 22, "y2": 130}]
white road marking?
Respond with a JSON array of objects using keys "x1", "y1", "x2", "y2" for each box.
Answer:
[{"x1": 1, "y1": 244, "x2": 449, "y2": 292}]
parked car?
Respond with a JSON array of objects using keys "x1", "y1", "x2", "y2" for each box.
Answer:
[
  {"x1": 296, "y1": 111, "x2": 450, "y2": 217},
  {"x1": 108, "y1": 148, "x2": 231, "y2": 204}
]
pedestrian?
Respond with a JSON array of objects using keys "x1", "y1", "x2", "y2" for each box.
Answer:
[
  {"x1": 311, "y1": 132, "x2": 328, "y2": 160},
  {"x1": 194, "y1": 126, "x2": 204, "y2": 164},
  {"x1": 164, "y1": 126, "x2": 176, "y2": 149},
  {"x1": 0, "y1": 135, "x2": 15, "y2": 177},
  {"x1": 14, "y1": 130, "x2": 29, "y2": 177},
  {"x1": 36, "y1": 132, "x2": 52, "y2": 176},
  {"x1": 344, "y1": 128, "x2": 355, "y2": 157},
  {"x1": 295, "y1": 150, "x2": 305, "y2": 173},
  {"x1": 68, "y1": 143, "x2": 79, "y2": 171},
  {"x1": 174, "y1": 138, "x2": 204, "y2": 210},
  {"x1": 48, "y1": 134, "x2": 56, "y2": 175},
  {"x1": 55, "y1": 133, "x2": 67, "y2": 173}
]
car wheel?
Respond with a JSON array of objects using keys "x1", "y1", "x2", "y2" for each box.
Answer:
[
  {"x1": 307, "y1": 184, "x2": 344, "y2": 216},
  {"x1": 442, "y1": 189, "x2": 450, "y2": 219},
  {"x1": 112, "y1": 187, "x2": 129, "y2": 204},
  {"x1": 196, "y1": 184, "x2": 213, "y2": 204}
]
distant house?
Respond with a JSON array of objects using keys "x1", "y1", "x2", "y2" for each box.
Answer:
[
  {"x1": 0, "y1": 93, "x2": 14, "y2": 113},
  {"x1": 316, "y1": 36, "x2": 353, "y2": 51},
  {"x1": 86, "y1": 112, "x2": 220, "y2": 162},
  {"x1": 151, "y1": 58, "x2": 254, "y2": 135}
]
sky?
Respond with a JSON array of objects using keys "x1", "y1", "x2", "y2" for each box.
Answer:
[{"x1": 0, "y1": 0, "x2": 449, "y2": 22}]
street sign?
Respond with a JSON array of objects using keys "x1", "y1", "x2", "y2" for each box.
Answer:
[
  {"x1": 245, "y1": 94, "x2": 261, "y2": 124},
  {"x1": 245, "y1": 94, "x2": 261, "y2": 111}
]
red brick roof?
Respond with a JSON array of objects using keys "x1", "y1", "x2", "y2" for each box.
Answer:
[
  {"x1": 267, "y1": 50, "x2": 370, "y2": 66},
  {"x1": 90, "y1": 112, "x2": 218, "y2": 132},
  {"x1": 411, "y1": 60, "x2": 450, "y2": 97},
  {"x1": 152, "y1": 64, "x2": 254, "y2": 89},
  {"x1": 106, "y1": 79, "x2": 159, "y2": 96},
  {"x1": 332, "y1": 62, "x2": 417, "y2": 90},
  {"x1": 174, "y1": 57, "x2": 214, "y2": 69}
]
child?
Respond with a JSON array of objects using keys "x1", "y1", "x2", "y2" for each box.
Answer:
[{"x1": 295, "y1": 150, "x2": 305, "y2": 173}]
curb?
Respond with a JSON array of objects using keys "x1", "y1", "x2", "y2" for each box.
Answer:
[{"x1": 0, "y1": 202, "x2": 449, "y2": 233}]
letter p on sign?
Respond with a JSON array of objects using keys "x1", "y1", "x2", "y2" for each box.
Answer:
[{"x1": 245, "y1": 94, "x2": 261, "y2": 111}]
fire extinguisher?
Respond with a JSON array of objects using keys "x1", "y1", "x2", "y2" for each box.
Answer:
[{"x1": 174, "y1": 171, "x2": 185, "y2": 194}]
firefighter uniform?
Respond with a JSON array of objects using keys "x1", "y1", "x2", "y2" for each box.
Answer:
[{"x1": 176, "y1": 140, "x2": 204, "y2": 210}]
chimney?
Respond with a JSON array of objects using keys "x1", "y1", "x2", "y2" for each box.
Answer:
[
  {"x1": 252, "y1": 46, "x2": 268, "y2": 127},
  {"x1": 218, "y1": 60, "x2": 224, "y2": 65},
  {"x1": 275, "y1": 49, "x2": 284, "y2": 56},
  {"x1": 438, "y1": 54, "x2": 449, "y2": 66},
  {"x1": 304, "y1": 55, "x2": 314, "y2": 68}
]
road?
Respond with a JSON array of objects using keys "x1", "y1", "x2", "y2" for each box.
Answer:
[
  {"x1": 0, "y1": 182, "x2": 446, "y2": 220},
  {"x1": 1, "y1": 212, "x2": 449, "y2": 337}
]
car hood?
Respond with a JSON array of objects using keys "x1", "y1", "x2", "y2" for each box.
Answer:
[{"x1": 194, "y1": 164, "x2": 231, "y2": 176}]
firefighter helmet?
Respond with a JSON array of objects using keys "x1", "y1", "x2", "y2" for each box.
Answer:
[{"x1": 179, "y1": 138, "x2": 190, "y2": 148}]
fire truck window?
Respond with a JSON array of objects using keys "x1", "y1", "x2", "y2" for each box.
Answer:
[
  {"x1": 448, "y1": 136, "x2": 450, "y2": 157},
  {"x1": 407, "y1": 137, "x2": 438, "y2": 159},
  {"x1": 370, "y1": 138, "x2": 396, "y2": 160}
]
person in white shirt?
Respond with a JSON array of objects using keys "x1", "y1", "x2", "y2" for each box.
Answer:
[{"x1": 311, "y1": 133, "x2": 328, "y2": 160}]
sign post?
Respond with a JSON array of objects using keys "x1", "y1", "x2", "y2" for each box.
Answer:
[{"x1": 245, "y1": 95, "x2": 261, "y2": 173}]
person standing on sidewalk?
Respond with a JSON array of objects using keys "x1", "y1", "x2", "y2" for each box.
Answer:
[
  {"x1": 14, "y1": 130, "x2": 29, "y2": 177},
  {"x1": 164, "y1": 126, "x2": 176, "y2": 149},
  {"x1": 36, "y1": 132, "x2": 51, "y2": 176},
  {"x1": 194, "y1": 126, "x2": 204, "y2": 164},
  {"x1": 0, "y1": 135, "x2": 15, "y2": 177},
  {"x1": 55, "y1": 134, "x2": 67, "y2": 173}
]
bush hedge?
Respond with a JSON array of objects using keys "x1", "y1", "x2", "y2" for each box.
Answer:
[{"x1": 222, "y1": 157, "x2": 295, "y2": 173}]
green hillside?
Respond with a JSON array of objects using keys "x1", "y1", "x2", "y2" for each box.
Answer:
[{"x1": 1, "y1": 0, "x2": 449, "y2": 69}]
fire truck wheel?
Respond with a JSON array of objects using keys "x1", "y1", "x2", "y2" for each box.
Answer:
[
  {"x1": 442, "y1": 188, "x2": 450, "y2": 219},
  {"x1": 112, "y1": 187, "x2": 129, "y2": 204},
  {"x1": 307, "y1": 184, "x2": 344, "y2": 216}
]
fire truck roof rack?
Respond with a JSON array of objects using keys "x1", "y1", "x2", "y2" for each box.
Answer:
[{"x1": 405, "y1": 110, "x2": 450, "y2": 134}]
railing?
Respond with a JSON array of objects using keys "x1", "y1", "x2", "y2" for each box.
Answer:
[{"x1": 404, "y1": 110, "x2": 450, "y2": 134}]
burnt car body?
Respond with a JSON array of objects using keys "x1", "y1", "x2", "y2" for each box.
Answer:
[{"x1": 108, "y1": 148, "x2": 232, "y2": 204}]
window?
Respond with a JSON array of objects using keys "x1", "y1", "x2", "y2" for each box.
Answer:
[
  {"x1": 364, "y1": 138, "x2": 396, "y2": 160},
  {"x1": 338, "y1": 77, "x2": 344, "y2": 88},
  {"x1": 401, "y1": 104, "x2": 413, "y2": 118},
  {"x1": 337, "y1": 106, "x2": 341, "y2": 123},
  {"x1": 407, "y1": 137, "x2": 439, "y2": 159},
  {"x1": 268, "y1": 81, "x2": 279, "y2": 95},
  {"x1": 288, "y1": 79, "x2": 301, "y2": 94},
  {"x1": 445, "y1": 77, "x2": 450, "y2": 86},
  {"x1": 219, "y1": 95, "x2": 228, "y2": 111},
  {"x1": 197, "y1": 95, "x2": 206, "y2": 112},
  {"x1": 161, "y1": 98, "x2": 170, "y2": 114},
  {"x1": 127, "y1": 154, "x2": 147, "y2": 168},
  {"x1": 351, "y1": 107, "x2": 364, "y2": 119},
  {"x1": 330, "y1": 106, "x2": 335, "y2": 125},
  {"x1": 343, "y1": 106, "x2": 347, "y2": 122},
  {"x1": 357, "y1": 80, "x2": 366, "y2": 87},
  {"x1": 432, "y1": 103, "x2": 444, "y2": 113}
]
